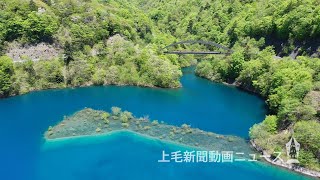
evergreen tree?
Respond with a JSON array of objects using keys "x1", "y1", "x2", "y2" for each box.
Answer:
[{"x1": 29, "y1": 0, "x2": 37, "y2": 11}]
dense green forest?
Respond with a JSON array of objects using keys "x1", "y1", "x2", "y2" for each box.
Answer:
[
  {"x1": 0, "y1": 0, "x2": 319, "y2": 171},
  {"x1": 0, "y1": 0, "x2": 183, "y2": 97}
]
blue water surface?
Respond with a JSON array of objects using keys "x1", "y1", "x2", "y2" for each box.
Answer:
[{"x1": 0, "y1": 67, "x2": 312, "y2": 180}]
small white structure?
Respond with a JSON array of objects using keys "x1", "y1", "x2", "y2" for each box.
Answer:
[{"x1": 286, "y1": 136, "x2": 300, "y2": 164}]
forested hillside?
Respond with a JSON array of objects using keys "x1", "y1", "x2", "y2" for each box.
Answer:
[
  {"x1": 0, "y1": 0, "x2": 319, "y2": 171},
  {"x1": 0, "y1": 0, "x2": 182, "y2": 97},
  {"x1": 131, "y1": 0, "x2": 320, "y2": 56}
]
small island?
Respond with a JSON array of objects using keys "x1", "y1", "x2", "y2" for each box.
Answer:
[{"x1": 45, "y1": 107, "x2": 254, "y2": 156}]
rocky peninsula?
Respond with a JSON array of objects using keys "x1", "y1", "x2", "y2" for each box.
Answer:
[{"x1": 45, "y1": 107, "x2": 254, "y2": 156}]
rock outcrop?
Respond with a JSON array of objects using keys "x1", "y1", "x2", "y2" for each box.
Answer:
[{"x1": 6, "y1": 42, "x2": 61, "y2": 62}]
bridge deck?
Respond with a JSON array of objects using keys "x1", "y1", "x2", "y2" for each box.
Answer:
[{"x1": 164, "y1": 51, "x2": 223, "y2": 55}]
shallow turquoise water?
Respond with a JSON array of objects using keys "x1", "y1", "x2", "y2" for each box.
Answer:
[
  {"x1": 38, "y1": 131, "x2": 310, "y2": 180},
  {"x1": 0, "y1": 67, "x2": 312, "y2": 179}
]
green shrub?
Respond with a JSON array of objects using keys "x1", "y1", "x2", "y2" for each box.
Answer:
[
  {"x1": 120, "y1": 113, "x2": 129, "y2": 123},
  {"x1": 313, "y1": 81, "x2": 320, "y2": 91},
  {"x1": 95, "y1": 127, "x2": 102, "y2": 132},
  {"x1": 92, "y1": 69, "x2": 107, "y2": 85},
  {"x1": 262, "y1": 115, "x2": 278, "y2": 134},
  {"x1": 123, "y1": 111, "x2": 133, "y2": 119},
  {"x1": 298, "y1": 150, "x2": 320, "y2": 170},
  {"x1": 0, "y1": 56, "x2": 14, "y2": 97},
  {"x1": 152, "y1": 120, "x2": 159, "y2": 126},
  {"x1": 111, "y1": 107, "x2": 121, "y2": 115},
  {"x1": 122, "y1": 123, "x2": 129, "y2": 128},
  {"x1": 101, "y1": 112, "x2": 110, "y2": 120},
  {"x1": 181, "y1": 124, "x2": 190, "y2": 129}
]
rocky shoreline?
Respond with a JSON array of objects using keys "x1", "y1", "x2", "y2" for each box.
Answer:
[{"x1": 250, "y1": 140, "x2": 320, "y2": 178}]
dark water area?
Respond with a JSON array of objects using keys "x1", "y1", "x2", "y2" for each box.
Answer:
[{"x1": 0, "y1": 67, "x2": 311, "y2": 180}]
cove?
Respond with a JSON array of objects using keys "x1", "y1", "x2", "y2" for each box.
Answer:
[{"x1": 0, "y1": 67, "x2": 312, "y2": 180}]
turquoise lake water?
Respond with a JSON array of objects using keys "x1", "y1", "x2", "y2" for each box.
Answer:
[{"x1": 0, "y1": 67, "x2": 313, "y2": 180}]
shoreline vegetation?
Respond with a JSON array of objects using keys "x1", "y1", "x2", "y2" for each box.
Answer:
[
  {"x1": 195, "y1": 47, "x2": 320, "y2": 173},
  {"x1": 45, "y1": 108, "x2": 254, "y2": 156},
  {"x1": 199, "y1": 77, "x2": 320, "y2": 177},
  {"x1": 250, "y1": 140, "x2": 320, "y2": 178}
]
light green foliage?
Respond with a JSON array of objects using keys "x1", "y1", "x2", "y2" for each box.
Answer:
[
  {"x1": 141, "y1": 52, "x2": 182, "y2": 87},
  {"x1": 313, "y1": 82, "x2": 320, "y2": 91},
  {"x1": 195, "y1": 61, "x2": 213, "y2": 78},
  {"x1": 255, "y1": 60, "x2": 314, "y2": 121},
  {"x1": 237, "y1": 59, "x2": 263, "y2": 89},
  {"x1": 3, "y1": 1, "x2": 59, "y2": 43},
  {"x1": 33, "y1": 59, "x2": 64, "y2": 89},
  {"x1": 228, "y1": 51, "x2": 245, "y2": 80},
  {"x1": 295, "y1": 121, "x2": 320, "y2": 170},
  {"x1": 104, "y1": 119, "x2": 110, "y2": 124},
  {"x1": 294, "y1": 121, "x2": 320, "y2": 157},
  {"x1": 225, "y1": 0, "x2": 320, "y2": 49},
  {"x1": 195, "y1": 57, "x2": 228, "y2": 82},
  {"x1": 23, "y1": 12, "x2": 59, "y2": 42},
  {"x1": 249, "y1": 115, "x2": 278, "y2": 140},
  {"x1": 101, "y1": 112, "x2": 110, "y2": 120},
  {"x1": 249, "y1": 122, "x2": 290, "y2": 154},
  {"x1": 120, "y1": 113, "x2": 129, "y2": 123},
  {"x1": 111, "y1": 107, "x2": 121, "y2": 116},
  {"x1": 297, "y1": 56, "x2": 320, "y2": 82},
  {"x1": 152, "y1": 120, "x2": 159, "y2": 126},
  {"x1": 95, "y1": 127, "x2": 101, "y2": 132},
  {"x1": 105, "y1": 66, "x2": 120, "y2": 85},
  {"x1": 11, "y1": 58, "x2": 64, "y2": 94},
  {"x1": 0, "y1": 56, "x2": 14, "y2": 97},
  {"x1": 100, "y1": 36, "x2": 182, "y2": 87},
  {"x1": 66, "y1": 60, "x2": 93, "y2": 87},
  {"x1": 140, "y1": 0, "x2": 319, "y2": 55},
  {"x1": 298, "y1": 150, "x2": 320, "y2": 170},
  {"x1": 262, "y1": 115, "x2": 278, "y2": 134},
  {"x1": 70, "y1": 23, "x2": 97, "y2": 48},
  {"x1": 122, "y1": 123, "x2": 129, "y2": 128},
  {"x1": 249, "y1": 123, "x2": 269, "y2": 140},
  {"x1": 92, "y1": 69, "x2": 106, "y2": 85},
  {"x1": 106, "y1": 35, "x2": 136, "y2": 66},
  {"x1": 29, "y1": 0, "x2": 37, "y2": 12},
  {"x1": 123, "y1": 111, "x2": 133, "y2": 120}
]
